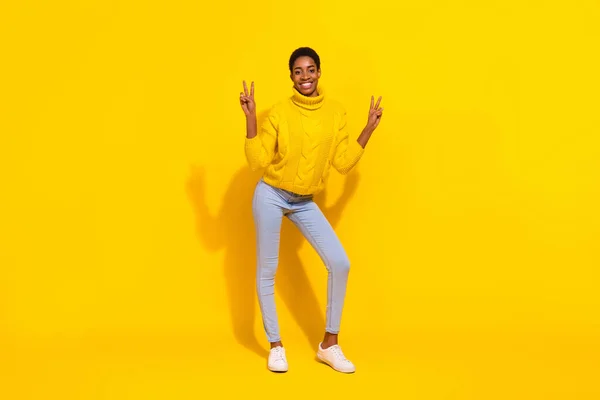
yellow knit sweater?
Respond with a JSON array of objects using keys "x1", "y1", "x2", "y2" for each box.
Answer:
[{"x1": 244, "y1": 86, "x2": 365, "y2": 195}]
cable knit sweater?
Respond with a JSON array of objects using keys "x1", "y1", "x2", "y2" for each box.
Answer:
[{"x1": 244, "y1": 86, "x2": 365, "y2": 195}]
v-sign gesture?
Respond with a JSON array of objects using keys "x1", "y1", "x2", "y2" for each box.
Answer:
[
  {"x1": 240, "y1": 81, "x2": 256, "y2": 118},
  {"x1": 366, "y1": 95, "x2": 384, "y2": 132}
]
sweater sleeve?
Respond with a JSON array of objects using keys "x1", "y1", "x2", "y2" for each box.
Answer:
[
  {"x1": 332, "y1": 109, "x2": 365, "y2": 175},
  {"x1": 244, "y1": 107, "x2": 278, "y2": 171}
]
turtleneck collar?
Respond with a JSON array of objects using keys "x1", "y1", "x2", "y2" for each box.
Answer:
[{"x1": 291, "y1": 85, "x2": 324, "y2": 110}]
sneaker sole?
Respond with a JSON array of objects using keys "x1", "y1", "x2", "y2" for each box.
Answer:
[
  {"x1": 268, "y1": 364, "x2": 288, "y2": 373},
  {"x1": 316, "y1": 352, "x2": 355, "y2": 373}
]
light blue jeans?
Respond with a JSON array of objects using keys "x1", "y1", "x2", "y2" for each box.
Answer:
[{"x1": 252, "y1": 178, "x2": 351, "y2": 343}]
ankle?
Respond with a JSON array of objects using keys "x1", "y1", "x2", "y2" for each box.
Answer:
[
  {"x1": 270, "y1": 341, "x2": 283, "y2": 349},
  {"x1": 321, "y1": 332, "x2": 338, "y2": 349}
]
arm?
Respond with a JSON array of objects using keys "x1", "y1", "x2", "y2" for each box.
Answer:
[
  {"x1": 244, "y1": 111, "x2": 278, "y2": 171},
  {"x1": 332, "y1": 96, "x2": 384, "y2": 174},
  {"x1": 240, "y1": 80, "x2": 278, "y2": 171},
  {"x1": 332, "y1": 110, "x2": 366, "y2": 175}
]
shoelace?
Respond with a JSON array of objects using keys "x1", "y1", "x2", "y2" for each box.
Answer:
[
  {"x1": 330, "y1": 345, "x2": 350, "y2": 363},
  {"x1": 271, "y1": 347, "x2": 285, "y2": 361}
]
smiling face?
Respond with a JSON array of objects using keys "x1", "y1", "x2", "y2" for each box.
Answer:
[{"x1": 290, "y1": 56, "x2": 321, "y2": 97}]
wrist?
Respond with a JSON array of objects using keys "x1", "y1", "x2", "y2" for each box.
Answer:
[{"x1": 246, "y1": 114, "x2": 257, "y2": 139}]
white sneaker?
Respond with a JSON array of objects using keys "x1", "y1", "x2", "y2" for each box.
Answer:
[
  {"x1": 268, "y1": 346, "x2": 288, "y2": 372},
  {"x1": 317, "y1": 342, "x2": 356, "y2": 373}
]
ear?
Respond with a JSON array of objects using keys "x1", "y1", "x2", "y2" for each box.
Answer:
[{"x1": 318, "y1": 69, "x2": 321, "y2": 78}]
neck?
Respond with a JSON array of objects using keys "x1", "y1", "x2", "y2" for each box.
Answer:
[{"x1": 291, "y1": 85, "x2": 324, "y2": 110}]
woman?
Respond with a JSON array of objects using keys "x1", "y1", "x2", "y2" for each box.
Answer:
[{"x1": 239, "y1": 47, "x2": 383, "y2": 373}]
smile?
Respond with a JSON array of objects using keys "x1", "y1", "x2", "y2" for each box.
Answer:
[{"x1": 300, "y1": 82, "x2": 313, "y2": 89}]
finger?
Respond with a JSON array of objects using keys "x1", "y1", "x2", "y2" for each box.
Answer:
[
  {"x1": 250, "y1": 81, "x2": 254, "y2": 98},
  {"x1": 375, "y1": 96, "x2": 382, "y2": 109},
  {"x1": 243, "y1": 81, "x2": 249, "y2": 96},
  {"x1": 370, "y1": 96, "x2": 374, "y2": 110}
]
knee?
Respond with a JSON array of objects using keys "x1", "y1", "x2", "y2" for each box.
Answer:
[
  {"x1": 258, "y1": 263, "x2": 278, "y2": 280},
  {"x1": 256, "y1": 264, "x2": 277, "y2": 295},
  {"x1": 329, "y1": 254, "x2": 350, "y2": 275}
]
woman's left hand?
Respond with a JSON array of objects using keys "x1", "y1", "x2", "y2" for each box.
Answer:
[{"x1": 366, "y1": 95, "x2": 384, "y2": 132}]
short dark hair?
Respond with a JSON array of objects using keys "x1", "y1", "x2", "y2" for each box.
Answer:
[{"x1": 288, "y1": 47, "x2": 321, "y2": 72}]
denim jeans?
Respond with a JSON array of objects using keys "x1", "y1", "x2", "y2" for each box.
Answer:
[{"x1": 252, "y1": 178, "x2": 351, "y2": 343}]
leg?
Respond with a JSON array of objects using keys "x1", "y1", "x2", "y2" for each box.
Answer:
[
  {"x1": 288, "y1": 201, "x2": 356, "y2": 373},
  {"x1": 287, "y1": 201, "x2": 351, "y2": 345},
  {"x1": 252, "y1": 181, "x2": 285, "y2": 346}
]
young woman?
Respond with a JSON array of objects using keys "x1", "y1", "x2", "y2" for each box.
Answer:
[{"x1": 239, "y1": 47, "x2": 383, "y2": 373}]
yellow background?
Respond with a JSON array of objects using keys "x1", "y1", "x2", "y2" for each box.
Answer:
[{"x1": 1, "y1": 0, "x2": 599, "y2": 398}]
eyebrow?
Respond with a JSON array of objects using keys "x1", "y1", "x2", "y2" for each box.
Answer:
[{"x1": 294, "y1": 65, "x2": 315, "y2": 70}]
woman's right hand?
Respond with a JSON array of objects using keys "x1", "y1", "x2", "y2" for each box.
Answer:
[{"x1": 240, "y1": 81, "x2": 256, "y2": 118}]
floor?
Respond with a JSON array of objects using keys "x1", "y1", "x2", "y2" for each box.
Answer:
[{"x1": 3, "y1": 327, "x2": 599, "y2": 399}]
